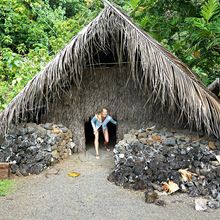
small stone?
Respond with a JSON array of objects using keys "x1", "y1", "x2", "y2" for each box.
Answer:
[
  {"x1": 216, "y1": 193, "x2": 220, "y2": 202},
  {"x1": 191, "y1": 142, "x2": 200, "y2": 147},
  {"x1": 210, "y1": 161, "x2": 219, "y2": 166},
  {"x1": 208, "y1": 141, "x2": 216, "y2": 150},
  {"x1": 139, "y1": 138, "x2": 149, "y2": 145},
  {"x1": 210, "y1": 187, "x2": 218, "y2": 199},
  {"x1": 51, "y1": 150, "x2": 59, "y2": 159},
  {"x1": 123, "y1": 134, "x2": 137, "y2": 144},
  {"x1": 10, "y1": 164, "x2": 19, "y2": 174},
  {"x1": 145, "y1": 191, "x2": 159, "y2": 203},
  {"x1": 119, "y1": 154, "x2": 125, "y2": 159},
  {"x1": 68, "y1": 142, "x2": 76, "y2": 150},
  {"x1": 35, "y1": 151, "x2": 45, "y2": 162},
  {"x1": 68, "y1": 149, "x2": 72, "y2": 156},
  {"x1": 113, "y1": 148, "x2": 118, "y2": 154},
  {"x1": 63, "y1": 152, "x2": 69, "y2": 159},
  {"x1": 216, "y1": 155, "x2": 220, "y2": 163},
  {"x1": 26, "y1": 127, "x2": 35, "y2": 134},
  {"x1": 137, "y1": 132, "x2": 148, "y2": 139},
  {"x1": 60, "y1": 127, "x2": 68, "y2": 133},
  {"x1": 44, "y1": 145, "x2": 52, "y2": 152},
  {"x1": 116, "y1": 140, "x2": 126, "y2": 147},
  {"x1": 20, "y1": 168, "x2": 28, "y2": 176},
  {"x1": 155, "y1": 199, "x2": 166, "y2": 207},
  {"x1": 162, "y1": 138, "x2": 176, "y2": 146},
  {"x1": 30, "y1": 163, "x2": 44, "y2": 174},
  {"x1": 47, "y1": 137, "x2": 56, "y2": 146},
  {"x1": 207, "y1": 200, "x2": 220, "y2": 209},
  {"x1": 151, "y1": 134, "x2": 161, "y2": 142},
  {"x1": 15, "y1": 169, "x2": 23, "y2": 176},
  {"x1": 52, "y1": 127, "x2": 60, "y2": 134},
  {"x1": 215, "y1": 141, "x2": 220, "y2": 149},
  {"x1": 151, "y1": 183, "x2": 162, "y2": 191},
  {"x1": 200, "y1": 140, "x2": 208, "y2": 145},
  {"x1": 164, "y1": 131, "x2": 174, "y2": 138},
  {"x1": 43, "y1": 123, "x2": 53, "y2": 130},
  {"x1": 36, "y1": 137, "x2": 44, "y2": 144},
  {"x1": 107, "y1": 172, "x2": 116, "y2": 182},
  {"x1": 57, "y1": 123, "x2": 64, "y2": 128},
  {"x1": 45, "y1": 168, "x2": 60, "y2": 177},
  {"x1": 195, "y1": 198, "x2": 208, "y2": 211}
]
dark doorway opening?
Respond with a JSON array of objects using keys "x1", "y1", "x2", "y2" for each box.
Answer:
[{"x1": 84, "y1": 117, "x2": 117, "y2": 148}]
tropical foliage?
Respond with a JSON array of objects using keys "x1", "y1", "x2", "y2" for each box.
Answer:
[{"x1": 0, "y1": 0, "x2": 219, "y2": 110}]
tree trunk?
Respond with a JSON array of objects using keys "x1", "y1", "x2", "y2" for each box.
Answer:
[{"x1": 208, "y1": 78, "x2": 220, "y2": 97}]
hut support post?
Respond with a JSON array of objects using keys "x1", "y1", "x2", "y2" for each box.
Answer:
[{"x1": 69, "y1": 119, "x2": 86, "y2": 152}]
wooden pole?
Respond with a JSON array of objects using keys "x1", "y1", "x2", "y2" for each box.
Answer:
[{"x1": 0, "y1": 163, "x2": 10, "y2": 179}]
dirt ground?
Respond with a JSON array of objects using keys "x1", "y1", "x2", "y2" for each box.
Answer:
[{"x1": 0, "y1": 146, "x2": 219, "y2": 220}]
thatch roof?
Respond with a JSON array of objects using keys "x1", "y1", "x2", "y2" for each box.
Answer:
[{"x1": 1, "y1": 0, "x2": 220, "y2": 138}]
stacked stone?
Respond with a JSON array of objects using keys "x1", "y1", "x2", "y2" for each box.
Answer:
[
  {"x1": 0, "y1": 123, "x2": 76, "y2": 175},
  {"x1": 108, "y1": 127, "x2": 220, "y2": 209}
]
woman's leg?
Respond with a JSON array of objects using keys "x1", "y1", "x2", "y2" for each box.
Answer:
[
  {"x1": 103, "y1": 129, "x2": 110, "y2": 151},
  {"x1": 94, "y1": 131, "x2": 99, "y2": 158}
]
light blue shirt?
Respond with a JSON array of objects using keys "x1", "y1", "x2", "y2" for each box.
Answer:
[{"x1": 91, "y1": 115, "x2": 117, "y2": 131}]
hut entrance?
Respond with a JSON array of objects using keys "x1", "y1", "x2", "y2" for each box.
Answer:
[{"x1": 84, "y1": 117, "x2": 117, "y2": 149}]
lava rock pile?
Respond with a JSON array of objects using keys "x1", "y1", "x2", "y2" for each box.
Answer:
[
  {"x1": 0, "y1": 123, "x2": 76, "y2": 175},
  {"x1": 108, "y1": 127, "x2": 220, "y2": 209}
]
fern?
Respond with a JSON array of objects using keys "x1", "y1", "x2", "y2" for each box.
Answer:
[
  {"x1": 129, "y1": 0, "x2": 140, "y2": 9},
  {"x1": 201, "y1": 0, "x2": 220, "y2": 22}
]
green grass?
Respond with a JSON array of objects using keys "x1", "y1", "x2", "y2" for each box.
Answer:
[{"x1": 0, "y1": 179, "x2": 15, "y2": 196}]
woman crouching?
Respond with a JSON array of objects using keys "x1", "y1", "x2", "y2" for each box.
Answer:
[{"x1": 91, "y1": 108, "x2": 117, "y2": 159}]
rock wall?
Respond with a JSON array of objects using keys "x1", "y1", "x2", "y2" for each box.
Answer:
[
  {"x1": 0, "y1": 123, "x2": 76, "y2": 176},
  {"x1": 108, "y1": 127, "x2": 220, "y2": 209}
]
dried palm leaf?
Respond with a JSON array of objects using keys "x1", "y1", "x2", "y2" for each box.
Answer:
[
  {"x1": 178, "y1": 168, "x2": 197, "y2": 182},
  {"x1": 162, "y1": 180, "x2": 179, "y2": 194}
]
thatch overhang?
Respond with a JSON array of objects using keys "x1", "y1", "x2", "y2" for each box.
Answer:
[{"x1": 0, "y1": 0, "x2": 220, "y2": 138}]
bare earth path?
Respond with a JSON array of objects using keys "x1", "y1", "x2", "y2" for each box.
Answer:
[{"x1": 0, "y1": 146, "x2": 219, "y2": 220}]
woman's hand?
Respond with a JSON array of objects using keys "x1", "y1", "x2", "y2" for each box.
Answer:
[{"x1": 94, "y1": 129, "x2": 98, "y2": 134}]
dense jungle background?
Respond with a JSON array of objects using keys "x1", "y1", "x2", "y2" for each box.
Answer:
[{"x1": 0, "y1": 0, "x2": 219, "y2": 110}]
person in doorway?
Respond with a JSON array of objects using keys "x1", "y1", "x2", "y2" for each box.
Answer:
[{"x1": 91, "y1": 108, "x2": 117, "y2": 159}]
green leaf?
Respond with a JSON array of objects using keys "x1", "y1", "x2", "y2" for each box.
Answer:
[
  {"x1": 130, "y1": 0, "x2": 140, "y2": 9},
  {"x1": 201, "y1": 0, "x2": 220, "y2": 22},
  {"x1": 140, "y1": 17, "x2": 148, "y2": 27}
]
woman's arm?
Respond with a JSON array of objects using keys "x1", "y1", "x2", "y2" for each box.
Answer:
[{"x1": 109, "y1": 116, "x2": 117, "y2": 125}]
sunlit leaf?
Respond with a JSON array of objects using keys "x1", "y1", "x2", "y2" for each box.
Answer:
[
  {"x1": 68, "y1": 171, "x2": 80, "y2": 177},
  {"x1": 201, "y1": 0, "x2": 220, "y2": 22}
]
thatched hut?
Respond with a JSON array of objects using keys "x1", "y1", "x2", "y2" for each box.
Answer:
[{"x1": 1, "y1": 1, "x2": 220, "y2": 152}]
